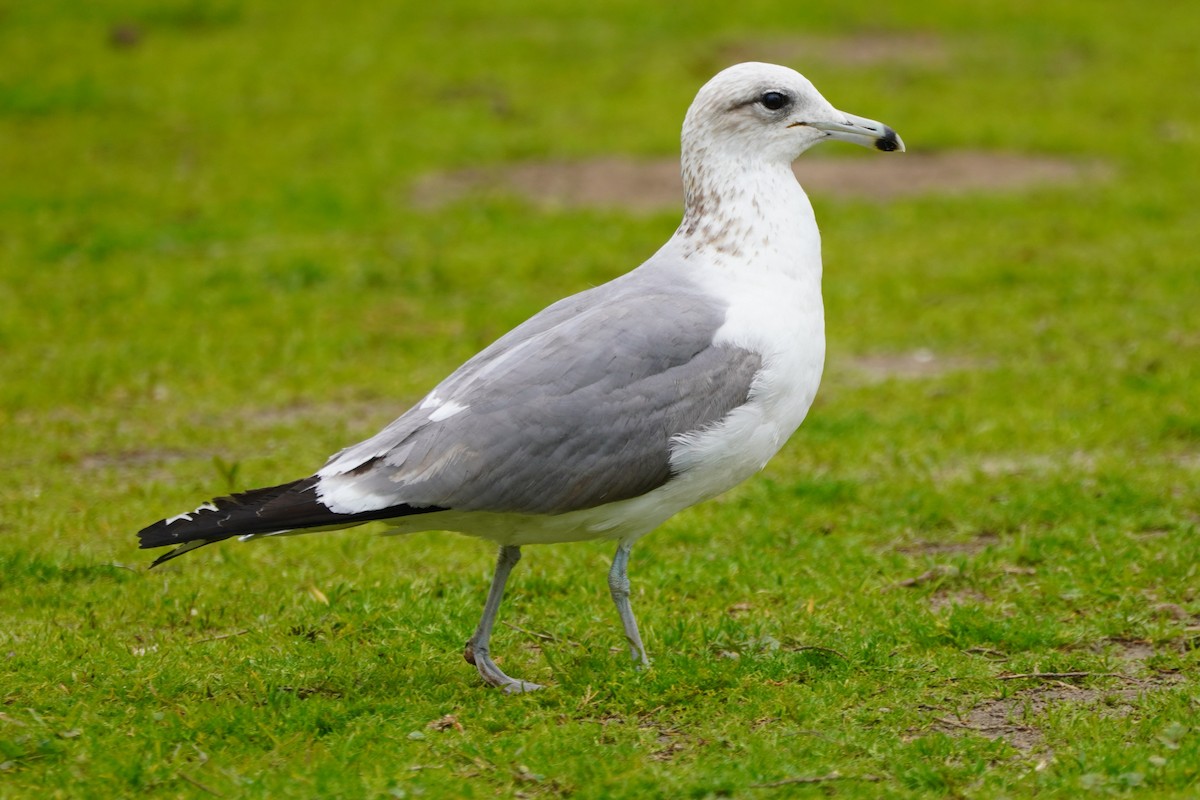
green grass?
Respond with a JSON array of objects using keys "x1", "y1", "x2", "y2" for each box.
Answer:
[{"x1": 3, "y1": 1, "x2": 1199, "y2": 797}]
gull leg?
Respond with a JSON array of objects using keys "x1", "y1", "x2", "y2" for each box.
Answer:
[
  {"x1": 608, "y1": 542, "x2": 650, "y2": 668},
  {"x1": 464, "y1": 545, "x2": 544, "y2": 693}
]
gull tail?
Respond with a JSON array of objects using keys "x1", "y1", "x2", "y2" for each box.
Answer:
[{"x1": 137, "y1": 476, "x2": 442, "y2": 568}]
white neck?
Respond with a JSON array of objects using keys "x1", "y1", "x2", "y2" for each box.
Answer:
[{"x1": 671, "y1": 154, "x2": 822, "y2": 285}]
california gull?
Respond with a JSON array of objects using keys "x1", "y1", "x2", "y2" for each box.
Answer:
[{"x1": 138, "y1": 62, "x2": 904, "y2": 692}]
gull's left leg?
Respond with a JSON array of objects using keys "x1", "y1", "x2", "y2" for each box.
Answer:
[
  {"x1": 464, "y1": 545, "x2": 544, "y2": 693},
  {"x1": 608, "y1": 541, "x2": 650, "y2": 667}
]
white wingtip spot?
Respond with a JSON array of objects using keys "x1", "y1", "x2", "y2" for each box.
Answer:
[{"x1": 163, "y1": 501, "x2": 219, "y2": 526}]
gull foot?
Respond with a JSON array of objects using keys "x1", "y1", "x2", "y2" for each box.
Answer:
[
  {"x1": 464, "y1": 642, "x2": 545, "y2": 693},
  {"x1": 498, "y1": 677, "x2": 545, "y2": 694}
]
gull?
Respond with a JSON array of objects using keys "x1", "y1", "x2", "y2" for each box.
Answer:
[{"x1": 138, "y1": 62, "x2": 903, "y2": 692}]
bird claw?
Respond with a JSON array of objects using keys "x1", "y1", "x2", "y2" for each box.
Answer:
[
  {"x1": 499, "y1": 678, "x2": 545, "y2": 694},
  {"x1": 465, "y1": 641, "x2": 545, "y2": 692}
]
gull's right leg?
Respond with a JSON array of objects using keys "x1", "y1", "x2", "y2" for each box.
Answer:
[{"x1": 608, "y1": 541, "x2": 650, "y2": 668}]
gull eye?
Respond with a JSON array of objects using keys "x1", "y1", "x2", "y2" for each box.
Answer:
[{"x1": 759, "y1": 91, "x2": 789, "y2": 111}]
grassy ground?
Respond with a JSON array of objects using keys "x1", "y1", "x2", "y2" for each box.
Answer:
[{"x1": 3, "y1": 1, "x2": 1199, "y2": 797}]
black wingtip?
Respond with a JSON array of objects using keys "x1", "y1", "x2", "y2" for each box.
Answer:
[
  {"x1": 137, "y1": 478, "x2": 320, "y2": 551},
  {"x1": 137, "y1": 476, "x2": 448, "y2": 566}
]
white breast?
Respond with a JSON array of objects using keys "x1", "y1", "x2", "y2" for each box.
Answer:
[{"x1": 661, "y1": 159, "x2": 827, "y2": 504}]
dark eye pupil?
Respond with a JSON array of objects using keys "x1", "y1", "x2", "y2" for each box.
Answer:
[{"x1": 760, "y1": 91, "x2": 788, "y2": 111}]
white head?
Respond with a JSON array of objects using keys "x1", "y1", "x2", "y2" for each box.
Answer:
[
  {"x1": 673, "y1": 63, "x2": 903, "y2": 256},
  {"x1": 682, "y1": 62, "x2": 903, "y2": 166}
]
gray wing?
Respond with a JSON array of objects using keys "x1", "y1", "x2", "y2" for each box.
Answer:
[{"x1": 317, "y1": 278, "x2": 761, "y2": 516}]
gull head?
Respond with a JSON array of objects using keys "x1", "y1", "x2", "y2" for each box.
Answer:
[{"x1": 682, "y1": 62, "x2": 904, "y2": 165}]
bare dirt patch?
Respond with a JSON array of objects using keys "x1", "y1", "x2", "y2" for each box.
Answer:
[
  {"x1": 936, "y1": 659, "x2": 1186, "y2": 753},
  {"x1": 951, "y1": 688, "x2": 1127, "y2": 750},
  {"x1": 841, "y1": 348, "x2": 986, "y2": 384},
  {"x1": 1092, "y1": 636, "x2": 1198, "y2": 673},
  {"x1": 1172, "y1": 452, "x2": 1200, "y2": 471},
  {"x1": 77, "y1": 448, "x2": 191, "y2": 471},
  {"x1": 1104, "y1": 639, "x2": 1157, "y2": 666},
  {"x1": 208, "y1": 397, "x2": 418, "y2": 437},
  {"x1": 934, "y1": 450, "x2": 1102, "y2": 484},
  {"x1": 937, "y1": 684, "x2": 1168, "y2": 753},
  {"x1": 937, "y1": 696, "x2": 1046, "y2": 752},
  {"x1": 929, "y1": 588, "x2": 991, "y2": 613},
  {"x1": 895, "y1": 530, "x2": 1001, "y2": 556},
  {"x1": 411, "y1": 151, "x2": 1108, "y2": 212}
]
